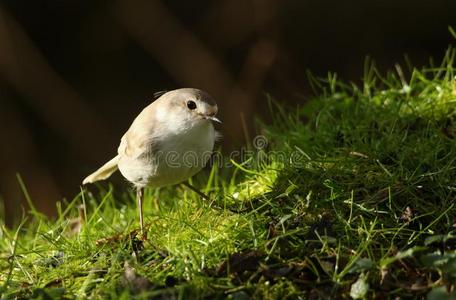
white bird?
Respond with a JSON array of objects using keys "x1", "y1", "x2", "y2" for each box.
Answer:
[{"x1": 82, "y1": 88, "x2": 220, "y2": 236}]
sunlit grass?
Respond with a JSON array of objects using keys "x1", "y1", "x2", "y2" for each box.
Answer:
[{"x1": 1, "y1": 46, "x2": 456, "y2": 299}]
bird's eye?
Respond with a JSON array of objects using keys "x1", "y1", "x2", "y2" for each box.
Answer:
[{"x1": 187, "y1": 100, "x2": 197, "y2": 110}]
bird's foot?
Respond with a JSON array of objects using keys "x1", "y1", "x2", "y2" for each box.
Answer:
[{"x1": 139, "y1": 231, "x2": 148, "y2": 241}]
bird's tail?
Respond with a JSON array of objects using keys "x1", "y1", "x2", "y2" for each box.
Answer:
[{"x1": 82, "y1": 155, "x2": 120, "y2": 184}]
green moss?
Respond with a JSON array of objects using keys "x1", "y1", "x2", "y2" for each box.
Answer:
[{"x1": 1, "y1": 47, "x2": 456, "y2": 299}]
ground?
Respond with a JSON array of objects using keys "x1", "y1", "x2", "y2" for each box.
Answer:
[{"x1": 1, "y1": 48, "x2": 456, "y2": 299}]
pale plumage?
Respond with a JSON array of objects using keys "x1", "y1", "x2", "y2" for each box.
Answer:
[{"x1": 82, "y1": 88, "x2": 220, "y2": 235}]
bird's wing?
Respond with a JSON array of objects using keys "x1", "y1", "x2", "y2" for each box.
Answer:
[
  {"x1": 118, "y1": 131, "x2": 148, "y2": 158},
  {"x1": 118, "y1": 104, "x2": 159, "y2": 159}
]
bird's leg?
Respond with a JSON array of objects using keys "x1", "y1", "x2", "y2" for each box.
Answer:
[
  {"x1": 136, "y1": 187, "x2": 146, "y2": 239},
  {"x1": 181, "y1": 181, "x2": 210, "y2": 201}
]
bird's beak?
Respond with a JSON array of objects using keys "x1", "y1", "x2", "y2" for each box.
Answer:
[{"x1": 206, "y1": 116, "x2": 222, "y2": 123}]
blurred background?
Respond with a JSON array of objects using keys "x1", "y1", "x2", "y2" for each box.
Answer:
[{"x1": 1, "y1": 0, "x2": 455, "y2": 225}]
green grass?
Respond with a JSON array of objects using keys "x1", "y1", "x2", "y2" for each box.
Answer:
[{"x1": 2, "y1": 47, "x2": 456, "y2": 299}]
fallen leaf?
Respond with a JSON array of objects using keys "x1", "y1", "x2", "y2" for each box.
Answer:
[{"x1": 350, "y1": 273, "x2": 369, "y2": 299}]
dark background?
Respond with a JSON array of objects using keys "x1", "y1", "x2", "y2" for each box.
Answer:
[{"x1": 1, "y1": 0, "x2": 455, "y2": 225}]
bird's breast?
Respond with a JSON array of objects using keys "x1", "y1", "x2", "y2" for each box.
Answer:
[{"x1": 139, "y1": 122, "x2": 215, "y2": 187}]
